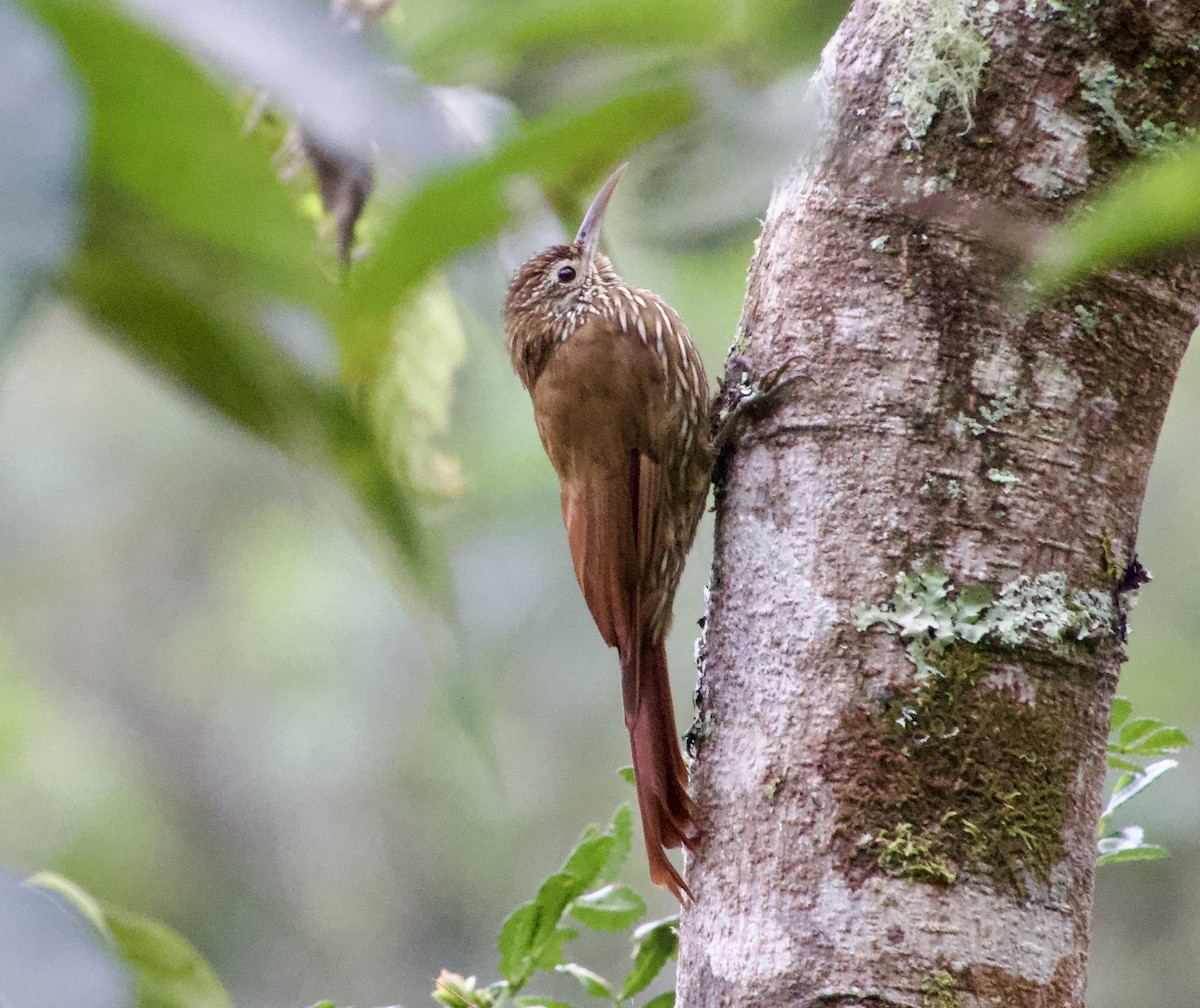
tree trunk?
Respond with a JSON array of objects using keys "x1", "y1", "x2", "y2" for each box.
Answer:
[{"x1": 680, "y1": 2, "x2": 1200, "y2": 1005}]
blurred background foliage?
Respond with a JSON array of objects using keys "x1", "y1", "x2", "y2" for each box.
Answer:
[{"x1": 0, "y1": 0, "x2": 1196, "y2": 1006}]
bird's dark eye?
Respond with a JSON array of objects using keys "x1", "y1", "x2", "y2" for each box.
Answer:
[{"x1": 556, "y1": 265, "x2": 577, "y2": 283}]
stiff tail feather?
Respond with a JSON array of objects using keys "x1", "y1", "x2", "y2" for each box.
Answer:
[{"x1": 625, "y1": 636, "x2": 700, "y2": 904}]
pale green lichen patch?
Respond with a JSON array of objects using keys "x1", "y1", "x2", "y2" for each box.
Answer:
[
  {"x1": 1081, "y1": 59, "x2": 1199, "y2": 155},
  {"x1": 1073, "y1": 303, "x2": 1100, "y2": 340},
  {"x1": 853, "y1": 564, "x2": 1116, "y2": 676},
  {"x1": 986, "y1": 467, "x2": 1020, "y2": 491},
  {"x1": 879, "y1": 0, "x2": 993, "y2": 141}
]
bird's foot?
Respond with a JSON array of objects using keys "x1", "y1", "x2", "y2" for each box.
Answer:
[{"x1": 709, "y1": 351, "x2": 804, "y2": 459}]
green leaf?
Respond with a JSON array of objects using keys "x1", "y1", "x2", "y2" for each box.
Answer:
[
  {"x1": 643, "y1": 992, "x2": 676, "y2": 1008},
  {"x1": 515, "y1": 999, "x2": 575, "y2": 1008},
  {"x1": 1109, "y1": 696, "x2": 1133, "y2": 732},
  {"x1": 621, "y1": 917, "x2": 679, "y2": 1000},
  {"x1": 533, "y1": 872, "x2": 588, "y2": 939},
  {"x1": 373, "y1": 276, "x2": 466, "y2": 497},
  {"x1": 569, "y1": 884, "x2": 647, "y2": 932},
  {"x1": 617, "y1": 766, "x2": 636, "y2": 787},
  {"x1": 498, "y1": 873, "x2": 585, "y2": 987},
  {"x1": 0, "y1": 1, "x2": 82, "y2": 345},
  {"x1": 1098, "y1": 824, "x2": 1170, "y2": 866},
  {"x1": 555, "y1": 962, "x2": 613, "y2": 1000},
  {"x1": 104, "y1": 903, "x2": 233, "y2": 1008},
  {"x1": 1028, "y1": 138, "x2": 1200, "y2": 292},
  {"x1": 1124, "y1": 726, "x2": 1191, "y2": 757},
  {"x1": 562, "y1": 835, "x2": 616, "y2": 893},
  {"x1": 1105, "y1": 754, "x2": 1144, "y2": 775},
  {"x1": 595, "y1": 804, "x2": 634, "y2": 886},
  {"x1": 536, "y1": 928, "x2": 579, "y2": 973},
  {"x1": 498, "y1": 903, "x2": 539, "y2": 985},
  {"x1": 1101, "y1": 758, "x2": 1178, "y2": 819},
  {"x1": 1097, "y1": 845, "x2": 1169, "y2": 866},
  {"x1": 1116, "y1": 717, "x2": 1164, "y2": 750}
]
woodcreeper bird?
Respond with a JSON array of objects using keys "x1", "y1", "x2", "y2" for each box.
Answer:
[{"x1": 503, "y1": 165, "x2": 710, "y2": 902}]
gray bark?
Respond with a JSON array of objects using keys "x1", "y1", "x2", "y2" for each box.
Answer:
[{"x1": 679, "y1": 2, "x2": 1200, "y2": 1005}]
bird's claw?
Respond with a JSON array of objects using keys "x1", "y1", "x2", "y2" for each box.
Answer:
[{"x1": 710, "y1": 352, "x2": 805, "y2": 458}]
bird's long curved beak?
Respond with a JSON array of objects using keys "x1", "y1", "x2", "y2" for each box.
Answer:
[{"x1": 575, "y1": 162, "x2": 628, "y2": 267}]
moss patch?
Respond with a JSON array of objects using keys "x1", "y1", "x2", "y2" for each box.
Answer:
[
  {"x1": 921, "y1": 970, "x2": 959, "y2": 1008},
  {"x1": 834, "y1": 645, "x2": 1074, "y2": 896}
]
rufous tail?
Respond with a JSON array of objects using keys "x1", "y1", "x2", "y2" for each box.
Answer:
[{"x1": 625, "y1": 636, "x2": 700, "y2": 904}]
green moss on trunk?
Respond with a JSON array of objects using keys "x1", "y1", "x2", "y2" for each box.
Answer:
[{"x1": 832, "y1": 644, "x2": 1075, "y2": 896}]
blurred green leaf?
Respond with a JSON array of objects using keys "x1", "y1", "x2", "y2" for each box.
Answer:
[
  {"x1": 373, "y1": 275, "x2": 466, "y2": 497},
  {"x1": 569, "y1": 884, "x2": 646, "y2": 932},
  {"x1": 0, "y1": 1, "x2": 81, "y2": 345},
  {"x1": 3, "y1": 871, "x2": 131, "y2": 1008},
  {"x1": 22, "y1": 0, "x2": 448, "y2": 601},
  {"x1": 1097, "y1": 845, "x2": 1169, "y2": 866},
  {"x1": 1105, "y1": 754, "x2": 1144, "y2": 774},
  {"x1": 643, "y1": 993, "x2": 676, "y2": 1008},
  {"x1": 404, "y1": 0, "x2": 844, "y2": 89},
  {"x1": 622, "y1": 916, "x2": 679, "y2": 999},
  {"x1": 1029, "y1": 138, "x2": 1200, "y2": 292},
  {"x1": 1097, "y1": 825, "x2": 1169, "y2": 867},
  {"x1": 1101, "y1": 759, "x2": 1178, "y2": 820},
  {"x1": 32, "y1": 873, "x2": 232, "y2": 1008},
  {"x1": 555, "y1": 962, "x2": 613, "y2": 1000},
  {"x1": 1109, "y1": 696, "x2": 1133, "y2": 732},
  {"x1": 514, "y1": 999, "x2": 575, "y2": 1008},
  {"x1": 725, "y1": 0, "x2": 849, "y2": 82},
  {"x1": 105, "y1": 904, "x2": 233, "y2": 1008},
  {"x1": 408, "y1": 0, "x2": 726, "y2": 84},
  {"x1": 28, "y1": 0, "x2": 329, "y2": 311}
]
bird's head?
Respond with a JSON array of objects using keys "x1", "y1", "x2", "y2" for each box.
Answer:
[{"x1": 503, "y1": 164, "x2": 628, "y2": 353}]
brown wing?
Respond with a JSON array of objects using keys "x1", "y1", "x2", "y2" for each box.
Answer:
[
  {"x1": 532, "y1": 295, "x2": 708, "y2": 903},
  {"x1": 530, "y1": 313, "x2": 667, "y2": 683}
]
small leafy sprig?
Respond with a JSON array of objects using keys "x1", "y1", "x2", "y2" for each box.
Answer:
[
  {"x1": 433, "y1": 799, "x2": 678, "y2": 1008},
  {"x1": 1098, "y1": 697, "x2": 1191, "y2": 865}
]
